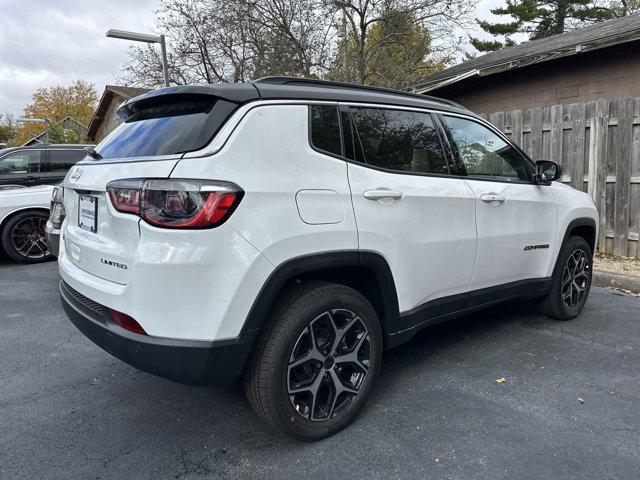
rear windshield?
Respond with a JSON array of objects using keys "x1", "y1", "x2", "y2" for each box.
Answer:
[{"x1": 94, "y1": 95, "x2": 238, "y2": 160}]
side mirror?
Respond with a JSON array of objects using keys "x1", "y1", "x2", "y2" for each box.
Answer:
[{"x1": 533, "y1": 160, "x2": 561, "y2": 185}]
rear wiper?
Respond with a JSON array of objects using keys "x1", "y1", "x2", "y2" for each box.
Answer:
[{"x1": 83, "y1": 146, "x2": 103, "y2": 160}]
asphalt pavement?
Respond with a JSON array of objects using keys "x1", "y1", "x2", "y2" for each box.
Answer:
[{"x1": 1, "y1": 258, "x2": 639, "y2": 479}]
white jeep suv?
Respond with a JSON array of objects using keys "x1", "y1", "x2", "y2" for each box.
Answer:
[{"x1": 58, "y1": 77, "x2": 597, "y2": 440}]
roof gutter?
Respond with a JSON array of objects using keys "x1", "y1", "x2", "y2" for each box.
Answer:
[{"x1": 412, "y1": 69, "x2": 481, "y2": 94}]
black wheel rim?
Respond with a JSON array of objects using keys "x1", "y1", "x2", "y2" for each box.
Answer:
[
  {"x1": 287, "y1": 309, "x2": 371, "y2": 422},
  {"x1": 10, "y1": 216, "x2": 49, "y2": 259},
  {"x1": 561, "y1": 248, "x2": 590, "y2": 311}
]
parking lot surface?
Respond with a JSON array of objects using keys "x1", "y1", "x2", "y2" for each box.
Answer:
[{"x1": 1, "y1": 259, "x2": 639, "y2": 479}]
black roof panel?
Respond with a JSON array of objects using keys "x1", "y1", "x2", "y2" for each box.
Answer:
[{"x1": 118, "y1": 78, "x2": 473, "y2": 117}]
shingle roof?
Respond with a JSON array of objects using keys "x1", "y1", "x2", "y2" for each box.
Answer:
[{"x1": 414, "y1": 13, "x2": 640, "y2": 92}]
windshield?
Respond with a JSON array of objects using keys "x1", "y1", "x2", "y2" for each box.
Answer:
[{"x1": 94, "y1": 95, "x2": 238, "y2": 160}]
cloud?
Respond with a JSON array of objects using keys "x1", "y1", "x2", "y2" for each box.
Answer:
[{"x1": 0, "y1": 0, "x2": 160, "y2": 115}]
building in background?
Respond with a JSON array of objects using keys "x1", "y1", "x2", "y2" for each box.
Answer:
[
  {"x1": 87, "y1": 86, "x2": 150, "y2": 143},
  {"x1": 414, "y1": 14, "x2": 640, "y2": 114},
  {"x1": 22, "y1": 116, "x2": 87, "y2": 146}
]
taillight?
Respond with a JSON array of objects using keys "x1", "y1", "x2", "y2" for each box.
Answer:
[
  {"x1": 110, "y1": 309, "x2": 147, "y2": 335},
  {"x1": 107, "y1": 179, "x2": 143, "y2": 214},
  {"x1": 50, "y1": 186, "x2": 66, "y2": 226},
  {"x1": 106, "y1": 179, "x2": 243, "y2": 229}
]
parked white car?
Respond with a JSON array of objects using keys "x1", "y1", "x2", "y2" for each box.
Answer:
[
  {"x1": 0, "y1": 184, "x2": 53, "y2": 263},
  {"x1": 58, "y1": 78, "x2": 598, "y2": 440}
]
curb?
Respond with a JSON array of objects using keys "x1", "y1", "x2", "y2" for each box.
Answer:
[{"x1": 593, "y1": 270, "x2": 640, "y2": 293}]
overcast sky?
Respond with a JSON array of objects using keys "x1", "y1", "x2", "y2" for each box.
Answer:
[{"x1": 0, "y1": 0, "x2": 503, "y2": 117}]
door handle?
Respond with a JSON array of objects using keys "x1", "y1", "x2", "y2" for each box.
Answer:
[
  {"x1": 480, "y1": 193, "x2": 506, "y2": 204},
  {"x1": 363, "y1": 189, "x2": 403, "y2": 201},
  {"x1": 24, "y1": 175, "x2": 36, "y2": 182}
]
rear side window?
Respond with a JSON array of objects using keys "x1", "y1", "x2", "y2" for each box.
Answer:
[
  {"x1": 49, "y1": 149, "x2": 85, "y2": 172},
  {"x1": 349, "y1": 107, "x2": 448, "y2": 175},
  {"x1": 309, "y1": 105, "x2": 342, "y2": 156},
  {"x1": 94, "y1": 95, "x2": 238, "y2": 160}
]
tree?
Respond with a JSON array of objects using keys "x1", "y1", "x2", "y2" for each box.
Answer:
[
  {"x1": 331, "y1": 0, "x2": 475, "y2": 85},
  {"x1": 121, "y1": 0, "x2": 335, "y2": 86},
  {"x1": 122, "y1": 0, "x2": 476, "y2": 89},
  {"x1": 470, "y1": 0, "x2": 618, "y2": 53},
  {"x1": 15, "y1": 80, "x2": 97, "y2": 145},
  {"x1": 331, "y1": 9, "x2": 448, "y2": 89},
  {"x1": 611, "y1": 0, "x2": 640, "y2": 15},
  {"x1": 0, "y1": 114, "x2": 17, "y2": 146}
]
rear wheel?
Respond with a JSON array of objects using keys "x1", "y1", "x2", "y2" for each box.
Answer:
[
  {"x1": 538, "y1": 235, "x2": 592, "y2": 320},
  {"x1": 244, "y1": 282, "x2": 382, "y2": 440},
  {"x1": 1, "y1": 210, "x2": 51, "y2": 263}
]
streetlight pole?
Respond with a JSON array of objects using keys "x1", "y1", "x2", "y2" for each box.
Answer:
[
  {"x1": 106, "y1": 29, "x2": 170, "y2": 87},
  {"x1": 159, "y1": 35, "x2": 169, "y2": 88},
  {"x1": 17, "y1": 118, "x2": 49, "y2": 144}
]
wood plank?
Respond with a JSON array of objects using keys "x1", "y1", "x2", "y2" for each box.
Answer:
[
  {"x1": 530, "y1": 107, "x2": 543, "y2": 160},
  {"x1": 489, "y1": 111, "x2": 505, "y2": 132},
  {"x1": 593, "y1": 99, "x2": 610, "y2": 251},
  {"x1": 569, "y1": 103, "x2": 587, "y2": 191},
  {"x1": 606, "y1": 182, "x2": 615, "y2": 254},
  {"x1": 511, "y1": 109, "x2": 523, "y2": 149},
  {"x1": 614, "y1": 98, "x2": 633, "y2": 256},
  {"x1": 549, "y1": 105, "x2": 563, "y2": 164}
]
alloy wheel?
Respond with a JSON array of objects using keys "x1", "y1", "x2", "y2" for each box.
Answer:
[
  {"x1": 561, "y1": 248, "x2": 590, "y2": 311},
  {"x1": 10, "y1": 216, "x2": 49, "y2": 260},
  {"x1": 287, "y1": 309, "x2": 371, "y2": 421}
]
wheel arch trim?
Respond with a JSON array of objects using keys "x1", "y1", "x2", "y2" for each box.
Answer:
[
  {"x1": 553, "y1": 217, "x2": 597, "y2": 273},
  {"x1": 561, "y1": 217, "x2": 597, "y2": 252},
  {"x1": 241, "y1": 250, "x2": 400, "y2": 338}
]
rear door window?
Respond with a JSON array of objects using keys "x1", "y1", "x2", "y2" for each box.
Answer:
[
  {"x1": 348, "y1": 107, "x2": 449, "y2": 175},
  {"x1": 94, "y1": 95, "x2": 238, "y2": 160},
  {"x1": 48, "y1": 149, "x2": 85, "y2": 173}
]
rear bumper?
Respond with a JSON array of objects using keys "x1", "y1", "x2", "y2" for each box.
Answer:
[
  {"x1": 45, "y1": 221, "x2": 60, "y2": 257},
  {"x1": 60, "y1": 280, "x2": 258, "y2": 385}
]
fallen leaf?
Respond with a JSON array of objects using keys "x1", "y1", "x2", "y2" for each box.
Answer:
[{"x1": 496, "y1": 377, "x2": 506, "y2": 383}]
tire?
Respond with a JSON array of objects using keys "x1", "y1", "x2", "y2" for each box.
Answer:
[
  {"x1": 244, "y1": 282, "x2": 383, "y2": 441},
  {"x1": 1, "y1": 210, "x2": 51, "y2": 264},
  {"x1": 538, "y1": 235, "x2": 593, "y2": 320}
]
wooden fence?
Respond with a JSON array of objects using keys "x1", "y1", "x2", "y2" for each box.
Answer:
[{"x1": 480, "y1": 97, "x2": 640, "y2": 258}]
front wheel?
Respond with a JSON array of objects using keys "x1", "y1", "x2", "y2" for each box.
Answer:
[
  {"x1": 1, "y1": 210, "x2": 51, "y2": 263},
  {"x1": 537, "y1": 235, "x2": 593, "y2": 320},
  {"x1": 244, "y1": 282, "x2": 383, "y2": 440}
]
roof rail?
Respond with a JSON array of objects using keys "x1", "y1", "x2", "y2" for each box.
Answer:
[{"x1": 253, "y1": 76, "x2": 463, "y2": 108}]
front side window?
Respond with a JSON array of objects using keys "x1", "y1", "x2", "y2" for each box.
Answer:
[
  {"x1": 49, "y1": 149, "x2": 86, "y2": 173},
  {"x1": 442, "y1": 116, "x2": 529, "y2": 182},
  {"x1": 349, "y1": 107, "x2": 448, "y2": 175},
  {"x1": 309, "y1": 105, "x2": 342, "y2": 156},
  {"x1": 0, "y1": 150, "x2": 41, "y2": 175}
]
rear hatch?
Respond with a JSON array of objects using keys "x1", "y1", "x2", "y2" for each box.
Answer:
[{"x1": 62, "y1": 87, "x2": 257, "y2": 284}]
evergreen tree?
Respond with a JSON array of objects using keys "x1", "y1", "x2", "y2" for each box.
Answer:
[{"x1": 470, "y1": 0, "x2": 617, "y2": 53}]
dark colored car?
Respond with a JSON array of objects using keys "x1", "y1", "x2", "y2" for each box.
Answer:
[{"x1": 0, "y1": 144, "x2": 91, "y2": 188}]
